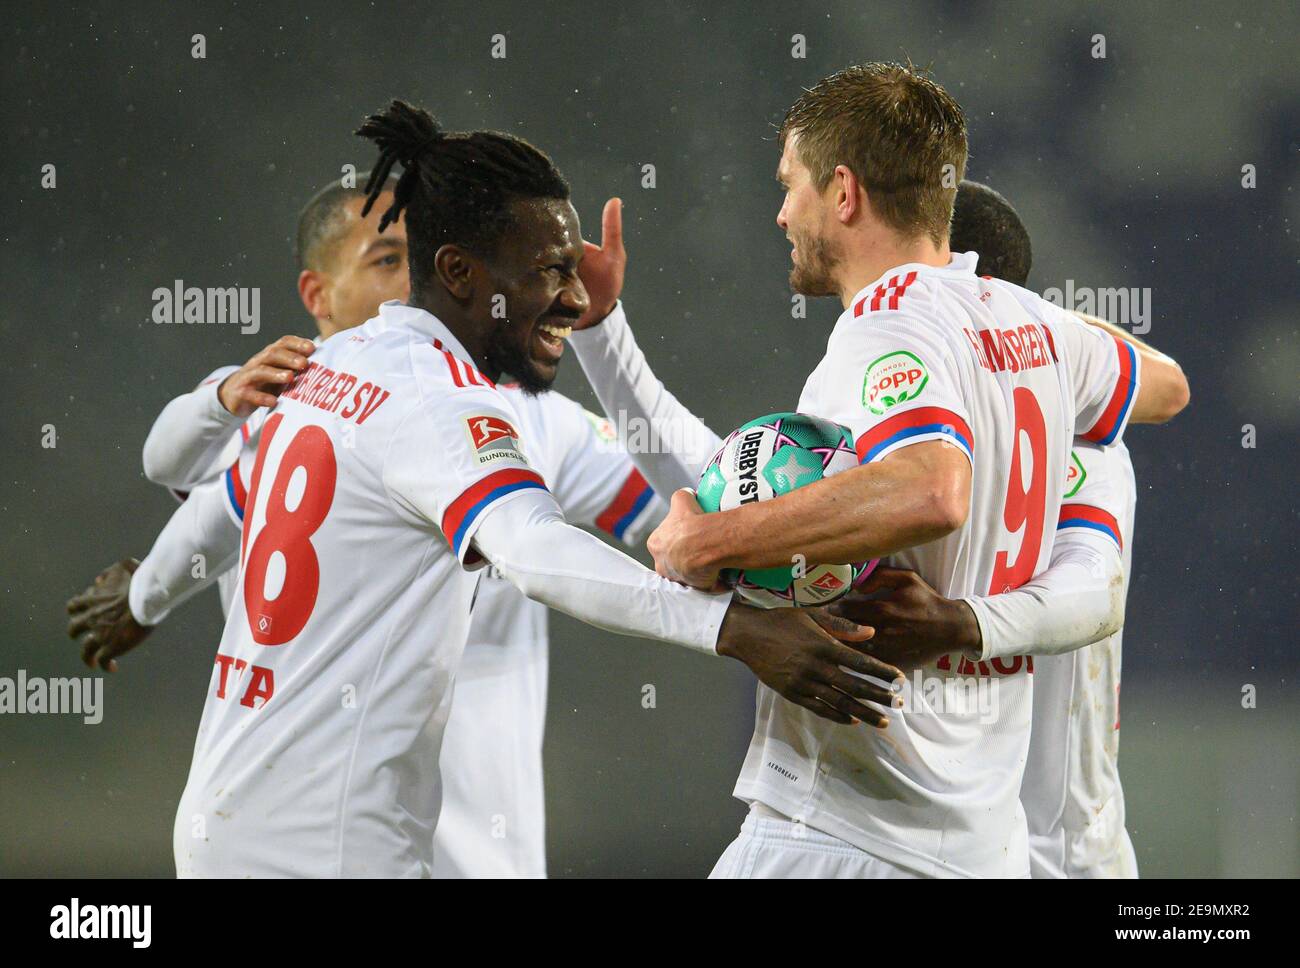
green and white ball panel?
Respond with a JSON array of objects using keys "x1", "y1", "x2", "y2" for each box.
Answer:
[
  {"x1": 697, "y1": 426, "x2": 776, "y2": 512},
  {"x1": 697, "y1": 412, "x2": 856, "y2": 513},
  {"x1": 694, "y1": 412, "x2": 864, "y2": 609},
  {"x1": 735, "y1": 561, "x2": 859, "y2": 608}
]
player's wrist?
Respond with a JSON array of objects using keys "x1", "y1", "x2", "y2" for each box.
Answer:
[
  {"x1": 213, "y1": 375, "x2": 247, "y2": 420},
  {"x1": 954, "y1": 597, "x2": 987, "y2": 660},
  {"x1": 948, "y1": 598, "x2": 982, "y2": 659},
  {"x1": 681, "y1": 512, "x2": 728, "y2": 578},
  {"x1": 715, "y1": 600, "x2": 756, "y2": 661},
  {"x1": 125, "y1": 562, "x2": 158, "y2": 628},
  {"x1": 573, "y1": 297, "x2": 621, "y2": 332},
  {"x1": 698, "y1": 587, "x2": 733, "y2": 655}
]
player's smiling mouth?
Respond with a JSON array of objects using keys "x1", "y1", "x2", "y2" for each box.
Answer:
[{"x1": 533, "y1": 320, "x2": 571, "y2": 362}]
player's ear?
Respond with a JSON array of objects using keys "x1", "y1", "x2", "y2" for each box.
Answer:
[
  {"x1": 298, "y1": 269, "x2": 330, "y2": 321},
  {"x1": 433, "y1": 244, "x2": 476, "y2": 301},
  {"x1": 832, "y1": 163, "x2": 860, "y2": 224}
]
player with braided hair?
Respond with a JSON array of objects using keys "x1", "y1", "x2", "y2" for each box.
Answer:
[
  {"x1": 67, "y1": 164, "x2": 665, "y2": 877},
  {"x1": 165, "y1": 100, "x2": 902, "y2": 877}
]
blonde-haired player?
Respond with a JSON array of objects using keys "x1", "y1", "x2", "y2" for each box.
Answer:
[{"x1": 572, "y1": 65, "x2": 1188, "y2": 877}]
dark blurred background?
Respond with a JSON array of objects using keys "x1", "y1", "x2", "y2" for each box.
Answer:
[{"x1": 2, "y1": 1, "x2": 1296, "y2": 877}]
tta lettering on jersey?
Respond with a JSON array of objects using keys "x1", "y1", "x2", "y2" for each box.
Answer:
[{"x1": 174, "y1": 300, "x2": 549, "y2": 878}]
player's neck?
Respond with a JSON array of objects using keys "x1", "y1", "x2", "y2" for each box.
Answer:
[
  {"x1": 836, "y1": 234, "x2": 948, "y2": 309},
  {"x1": 410, "y1": 294, "x2": 498, "y2": 379}
]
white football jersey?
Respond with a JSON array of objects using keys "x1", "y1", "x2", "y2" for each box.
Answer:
[
  {"x1": 168, "y1": 365, "x2": 283, "y2": 614},
  {"x1": 430, "y1": 386, "x2": 660, "y2": 878},
  {"x1": 174, "y1": 301, "x2": 553, "y2": 878},
  {"x1": 1023, "y1": 440, "x2": 1137, "y2": 878},
  {"x1": 213, "y1": 416, "x2": 264, "y2": 612},
  {"x1": 732, "y1": 253, "x2": 1141, "y2": 877},
  {"x1": 172, "y1": 363, "x2": 659, "y2": 878}
]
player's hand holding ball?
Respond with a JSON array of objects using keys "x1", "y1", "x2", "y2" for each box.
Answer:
[
  {"x1": 651, "y1": 412, "x2": 877, "y2": 603},
  {"x1": 647, "y1": 488, "x2": 721, "y2": 590}
]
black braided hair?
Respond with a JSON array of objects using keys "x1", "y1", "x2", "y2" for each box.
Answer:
[
  {"x1": 950, "y1": 180, "x2": 1033, "y2": 287},
  {"x1": 355, "y1": 100, "x2": 570, "y2": 293}
]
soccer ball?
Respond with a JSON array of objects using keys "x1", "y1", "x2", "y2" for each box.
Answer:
[{"x1": 695, "y1": 412, "x2": 877, "y2": 608}]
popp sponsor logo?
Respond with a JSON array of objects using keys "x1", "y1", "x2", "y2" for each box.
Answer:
[{"x1": 862, "y1": 351, "x2": 929, "y2": 415}]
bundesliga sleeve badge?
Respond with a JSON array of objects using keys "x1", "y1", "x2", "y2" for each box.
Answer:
[{"x1": 465, "y1": 415, "x2": 528, "y2": 466}]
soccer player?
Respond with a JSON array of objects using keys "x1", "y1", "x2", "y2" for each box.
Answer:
[
  {"x1": 570, "y1": 64, "x2": 1188, "y2": 877},
  {"x1": 71, "y1": 174, "x2": 663, "y2": 876},
  {"x1": 948, "y1": 180, "x2": 1143, "y2": 877},
  {"x1": 831, "y1": 181, "x2": 1149, "y2": 877},
  {"x1": 78, "y1": 101, "x2": 902, "y2": 878}
]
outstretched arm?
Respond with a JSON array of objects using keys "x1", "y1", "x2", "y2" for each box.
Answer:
[
  {"x1": 649, "y1": 441, "x2": 971, "y2": 589},
  {"x1": 141, "y1": 335, "x2": 314, "y2": 488},
  {"x1": 66, "y1": 475, "x2": 241, "y2": 670},
  {"x1": 1074, "y1": 311, "x2": 1189, "y2": 425},
  {"x1": 832, "y1": 439, "x2": 1132, "y2": 667},
  {"x1": 571, "y1": 198, "x2": 724, "y2": 495},
  {"x1": 962, "y1": 525, "x2": 1123, "y2": 660},
  {"x1": 830, "y1": 533, "x2": 1123, "y2": 672},
  {"x1": 471, "y1": 488, "x2": 905, "y2": 727}
]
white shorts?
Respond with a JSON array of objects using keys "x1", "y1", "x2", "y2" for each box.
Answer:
[
  {"x1": 710, "y1": 809, "x2": 925, "y2": 879},
  {"x1": 1029, "y1": 826, "x2": 1138, "y2": 879},
  {"x1": 1077, "y1": 828, "x2": 1138, "y2": 879}
]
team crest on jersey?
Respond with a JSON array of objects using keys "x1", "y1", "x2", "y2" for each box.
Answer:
[
  {"x1": 1064, "y1": 450, "x2": 1087, "y2": 498},
  {"x1": 583, "y1": 409, "x2": 618, "y2": 443},
  {"x1": 465, "y1": 415, "x2": 526, "y2": 465},
  {"x1": 862, "y1": 350, "x2": 929, "y2": 414}
]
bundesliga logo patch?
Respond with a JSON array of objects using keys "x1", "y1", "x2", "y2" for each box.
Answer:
[
  {"x1": 809, "y1": 572, "x2": 844, "y2": 593},
  {"x1": 583, "y1": 409, "x2": 618, "y2": 443},
  {"x1": 465, "y1": 415, "x2": 525, "y2": 465}
]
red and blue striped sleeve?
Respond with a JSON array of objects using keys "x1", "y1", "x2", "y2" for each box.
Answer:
[
  {"x1": 1056, "y1": 502, "x2": 1122, "y2": 549},
  {"x1": 854, "y1": 406, "x2": 975, "y2": 466},
  {"x1": 223, "y1": 458, "x2": 248, "y2": 523},
  {"x1": 1080, "y1": 336, "x2": 1138, "y2": 445},
  {"x1": 441, "y1": 467, "x2": 549, "y2": 559},
  {"x1": 219, "y1": 417, "x2": 265, "y2": 524},
  {"x1": 595, "y1": 468, "x2": 655, "y2": 542}
]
